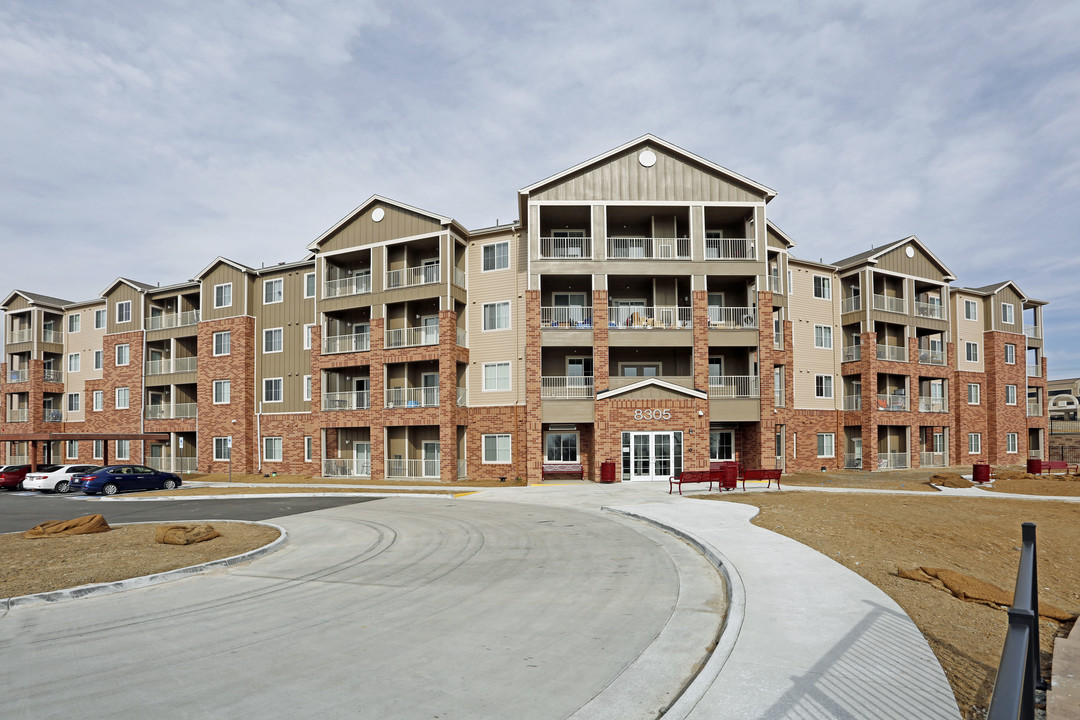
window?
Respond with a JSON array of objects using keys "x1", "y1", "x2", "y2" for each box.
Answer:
[
  {"x1": 1006, "y1": 433, "x2": 1018, "y2": 454},
  {"x1": 263, "y1": 328, "x2": 283, "y2": 353},
  {"x1": 787, "y1": 270, "x2": 793, "y2": 295},
  {"x1": 1004, "y1": 344, "x2": 1016, "y2": 364},
  {"x1": 710, "y1": 430, "x2": 735, "y2": 461},
  {"x1": 304, "y1": 436, "x2": 312, "y2": 463},
  {"x1": 213, "y1": 380, "x2": 231, "y2": 404},
  {"x1": 814, "y1": 375, "x2": 834, "y2": 398},
  {"x1": 814, "y1": 325, "x2": 833, "y2": 349},
  {"x1": 93, "y1": 440, "x2": 103, "y2": 459},
  {"x1": 304, "y1": 324, "x2": 314, "y2": 350},
  {"x1": 483, "y1": 301, "x2": 511, "y2": 331},
  {"x1": 66, "y1": 440, "x2": 78, "y2": 459},
  {"x1": 213, "y1": 331, "x2": 231, "y2": 356},
  {"x1": 967, "y1": 383, "x2": 980, "y2": 405},
  {"x1": 263, "y1": 378, "x2": 283, "y2": 403},
  {"x1": 968, "y1": 433, "x2": 981, "y2": 454},
  {"x1": 214, "y1": 283, "x2": 233, "y2": 308},
  {"x1": 94, "y1": 308, "x2": 107, "y2": 329},
  {"x1": 116, "y1": 344, "x2": 130, "y2": 366},
  {"x1": 482, "y1": 241, "x2": 509, "y2": 271},
  {"x1": 483, "y1": 362, "x2": 511, "y2": 391},
  {"x1": 964, "y1": 299, "x2": 978, "y2": 320},
  {"x1": 68, "y1": 353, "x2": 80, "y2": 373},
  {"x1": 483, "y1": 434, "x2": 512, "y2": 463},
  {"x1": 116, "y1": 300, "x2": 131, "y2": 323},
  {"x1": 545, "y1": 432, "x2": 578, "y2": 462},
  {"x1": 116, "y1": 439, "x2": 130, "y2": 460},
  {"x1": 304, "y1": 272, "x2": 316, "y2": 299},
  {"x1": 115, "y1": 387, "x2": 130, "y2": 409},
  {"x1": 774, "y1": 366, "x2": 786, "y2": 407},
  {"x1": 67, "y1": 393, "x2": 80, "y2": 412},
  {"x1": 264, "y1": 437, "x2": 282, "y2": 462},
  {"x1": 214, "y1": 437, "x2": 231, "y2": 461},
  {"x1": 94, "y1": 350, "x2": 103, "y2": 370},
  {"x1": 303, "y1": 375, "x2": 312, "y2": 402},
  {"x1": 93, "y1": 390, "x2": 103, "y2": 411},
  {"x1": 68, "y1": 314, "x2": 80, "y2": 333},
  {"x1": 1001, "y1": 302, "x2": 1015, "y2": 324},
  {"x1": 813, "y1": 275, "x2": 832, "y2": 300},
  {"x1": 965, "y1": 342, "x2": 979, "y2": 363},
  {"x1": 263, "y1": 278, "x2": 283, "y2": 304},
  {"x1": 1005, "y1": 385, "x2": 1017, "y2": 405},
  {"x1": 817, "y1": 433, "x2": 835, "y2": 458}
]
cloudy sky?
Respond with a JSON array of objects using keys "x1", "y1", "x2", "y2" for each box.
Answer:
[{"x1": 2, "y1": 1, "x2": 1078, "y2": 374}]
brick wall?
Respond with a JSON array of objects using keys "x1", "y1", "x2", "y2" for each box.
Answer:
[{"x1": 197, "y1": 316, "x2": 256, "y2": 473}]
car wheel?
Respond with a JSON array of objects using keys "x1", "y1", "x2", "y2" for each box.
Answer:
[
  {"x1": 163, "y1": 479, "x2": 177, "y2": 490},
  {"x1": 55, "y1": 480, "x2": 70, "y2": 493},
  {"x1": 102, "y1": 483, "x2": 119, "y2": 496}
]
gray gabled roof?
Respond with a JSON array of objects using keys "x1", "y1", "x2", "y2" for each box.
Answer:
[
  {"x1": 1, "y1": 290, "x2": 74, "y2": 309},
  {"x1": 832, "y1": 235, "x2": 956, "y2": 280}
]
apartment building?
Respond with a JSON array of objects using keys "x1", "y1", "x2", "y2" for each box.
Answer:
[{"x1": 0, "y1": 135, "x2": 1050, "y2": 480}]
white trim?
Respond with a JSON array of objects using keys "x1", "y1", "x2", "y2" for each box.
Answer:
[
  {"x1": 263, "y1": 327, "x2": 283, "y2": 354},
  {"x1": 115, "y1": 300, "x2": 132, "y2": 324},
  {"x1": 115, "y1": 343, "x2": 130, "y2": 366},
  {"x1": 481, "y1": 240, "x2": 510, "y2": 272},
  {"x1": 263, "y1": 377, "x2": 284, "y2": 403},
  {"x1": 263, "y1": 436, "x2": 283, "y2": 462},
  {"x1": 596, "y1": 377, "x2": 707, "y2": 400},
  {"x1": 303, "y1": 272, "x2": 316, "y2": 299},
  {"x1": 481, "y1": 433, "x2": 512, "y2": 464},
  {"x1": 213, "y1": 282, "x2": 233, "y2": 308},
  {"x1": 308, "y1": 195, "x2": 455, "y2": 250},
  {"x1": 482, "y1": 361, "x2": 512, "y2": 392},
  {"x1": 263, "y1": 278, "x2": 283, "y2": 305},
  {"x1": 213, "y1": 379, "x2": 231, "y2": 405},
  {"x1": 482, "y1": 300, "x2": 512, "y2": 332},
  {"x1": 212, "y1": 330, "x2": 231, "y2": 356}
]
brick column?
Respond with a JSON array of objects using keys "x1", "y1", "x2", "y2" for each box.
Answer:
[
  {"x1": 438, "y1": 309, "x2": 458, "y2": 481},
  {"x1": 369, "y1": 317, "x2": 385, "y2": 481}
]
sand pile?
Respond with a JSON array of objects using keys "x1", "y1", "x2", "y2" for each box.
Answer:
[
  {"x1": 930, "y1": 473, "x2": 972, "y2": 488},
  {"x1": 898, "y1": 566, "x2": 1076, "y2": 622},
  {"x1": 24, "y1": 514, "x2": 112, "y2": 538},
  {"x1": 154, "y1": 524, "x2": 222, "y2": 545}
]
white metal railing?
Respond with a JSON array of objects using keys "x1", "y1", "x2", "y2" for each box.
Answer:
[
  {"x1": 877, "y1": 394, "x2": 909, "y2": 411},
  {"x1": 145, "y1": 357, "x2": 198, "y2": 375},
  {"x1": 1027, "y1": 401, "x2": 1042, "y2": 417},
  {"x1": 386, "y1": 262, "x2": 439, "y2": 289},
  {"x1": 769, "y1": 275, "x2": 782, "y2": 293},
  {"x1": 844, "y1": 453, "x2": 864, "y2": 469},
  {"x1": 386, "y1": 458, "x2": 440, "y2": 478},
  {"x1": 842, "y1": 296, "x2": 862, "y2": 313},
  {"x1": 175, "y1": 457, "x2": 197, "y2": 474},
  {"x1": 608, "y1": 306, "x2": 692, "y2": 329},
  {"x1": 385, "y1": 325, "x2": 439, "y2": 348},
  {"x1": 9, "y1": 329, "x2": 31, "y2": 343},
  {"x1": 914, "y1": 301, "x2": 944, "y2": 319},
  {"x1": 872, "y1": 294, "x2": 906, "y2": 314},
  {"x1": 456, "y1": 328, "x2": 467, "y2": 346},
  {"x1": 1024, "y1": 324, "x2": 1040, "y2": 339},
  {"x1": 1026, "y1": 364, "x2": 1040, "y2": 377},
  {"x1": 8, "y1": 369, "x2": 27, "y2": 382},
  {"x1": 705, "y1": 237, "x2": 755, "y2": 260},
  {"x1": 919, "y1": 397, "x2": 947, "y2": 413},
  {"x1": 322, "y1": 391, "x2": 370, "y2": 411},
  {"x1": 878, "y1": 452, "x2": 909, "y2": 469},
  {"x1": 540, "y1": 236, "x2": 592, "y2": 258},
  {"x1": 707, "y1": 306, "x2": 758, "y2": 329},
  {"x1": 42, "y1": 329, "x2": 63, "y2": 343},
  {"x1": 322, "y1": 457, "x2": 372, "y2": 478},
  {"x1": 43, "y1": 369, "x2": 63, "y2": 382},
  {"x1": 7, "y1": 409, "x2": 28, "y2": 422},
  {"x1": 843, "y1": 395, "x2": 862, "y2": 411},
  {"x1": 541, "y1": 376, "x2": 595, "y2": 399},
  {"x1": 457, "y1": 387, "x2": 466, "y2": 406},
  {"x1": 457, "y1": 459, "x2": 466, "y2": 478},
  {"x1": 1029, "y1": 450, "x2": 1043, "y2": 460},
  {"x1": 842, "y1": 345, "x2": 862, "y2": 362},
  {"x1": 453, "y1": 267, "x2": 466, "y2": 287},
  {"x1": 324, "y1": 273, "x2": 371, "y2": 298},
  {"x1": 145, "y1": 403, "x2": 198, "y2": 420},
  {"x1": 708, "y1": 375, "x2": 760, "y2": 398},
  {"x1": 918, "y1": 348, "x2": 946, "y2": 365},
  {"x1": 43, "y1": 409, "x2": 63, "y2": 422},
  {"x1": 608, "y1": 237, "x2": 690, "y2": 259},
  {"x1": 920, "y1": 452, "x2": 946, "y2": 467},
  {"x1": 147, "y1": 457, "x2": 168, "y2": 471},
  {"x1": 323, "y1": 332, "x2": 370, "y2": 354},
  {"x1": 385, "y1": 386, "x2": 439, "y2": 408},
  {"x1": 876, "y1": 344, "x2": 907, "y2": 362},
  {"x1": 540, "y1": 306, "x2": 593, "y2": 328},
  {"x1": 146, "y1": 310, "x2": 200, "y2": 330}
]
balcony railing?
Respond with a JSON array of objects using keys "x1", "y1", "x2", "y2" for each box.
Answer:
[
  {"x1": 877, "y1": 394, "x2": 909, "y2": 411},
  {"x1": 453, "y1": 267, "x2": 466, "y2": 287},
  {"x1": 1029, "y1": 449, "x2": 1043, "y2": 460},
  {"x1": 842, "y1": 345, "x2": 862, "y2": 362},
  {"x1": 844, "y1": 453, "x2": 864, "y2": 470},
  {"x1": 539, "y1": 236, "x2": 592, "y2": 259},
  {"x1": 842, "y1": 296, "x2": 862, "y2": 313},
  {"x1": 843, "y1": 395, "x2": 861, "y2": 411},
  {"x1": 386, "y1": 457, "x2": 441, "y2": 478},
  {"x1": 323, "y1": 456, "x2": 371, "y2": 478},
  {"x1": 707, "y1": 306, "x2": 758, "y2": 329},
  {"x1": 42, "y1": 329, "x2": 63, "y2": 344},
  {"x1": 878, "y1": 452, "x2": 909, "y2": 470},
  {"x1": 9, "y1": 329, "x2": 31, "y2": 344},
  {"x1": 456, "y1": 328, "x2": 467, "y2": 347},
  {"x1": 7, "y1": 409, "x2": 28, "y2": 423},
  {"x1": 324, "y1": 273, "x2": 371, "y2": 298},
  {"x1": 457, "y1": 387, "x2": 466, "y2": 406},
  {"x1": 145, "y1": 403, "x2": 198, "y2": 420},
  {"x1": 876, "y1": 344, "x2": 908, "y2": 362},
  {"x1": 323, "y1": 332, "x2": 370, "y2": 354},
  {"x1": 457, "y1": 459, "x2": 466, "y2": 478},
  {"x1": 920, "y1": 452, "x2": 946, "y2": 468},
  {"x1": 43, "y1": 369, "x2": 63, "y2": 382},
  {"x1": 608, "y1": 237, "x2": 690, "y2": 259},
  {"x1": 386, "y1": 262, "x2": 439, "y2": 289},
  {"x1": 918, "y1": 348, "x2": 946, "y2": 366},
  {"x1": 1027, "y1": 401, "x2": 1042, "y2": 417},
  {"x1": 919, "y1": 397, "x2": 947, "y2": 413},
  {"x1": 872, "y1": 294, "x2": 906, "y2": 314},
  {"x1": 914, "y1": 301, "x2": 944, "y2": 319},
  {"x1": 385, "y1": 325, "x2": 439, "y2": 349},
  {"x1": 43, "y1": 409, "x2": 63, "y2": 423},
  {"x1": 1024, "y1": 324, "x2": 1040, "y2": 339},
  {"x1": 608, "y1": 306, "x2": 692, "y2": 329},
  {"x1": 146, "y1": 310, "x2": 200, "y2": 330},
  {"x1": 385, "y1": 386, "x2": 439, "y2": 408},
  {"x1": 769, "y1": 275, "x2": 782, "y2": 293},
  {"x1": 149, "y1": 456, "x2": 196, "y2": 473},
  {"x1": 541, "y1": 376, "x2": 594, "y2": 399},
  {"x1": 8, "y1": 369, "x2": 28, "y2": 383},
  {"x1": 8, "y1": 455, "x2": 29, "y2": 465},
  {"x1": 322, "y1": 391, "x2": 370, "y2": 411},
  {"x1": 540, "y1": 306, "x2": 593, "y2": 328},
  {"x1": 1026, "y1": 364, "x2": 1040, "y2": 378},
  {"x1": 708, "y1": 375, "x2": 760, "y2": 398},
  {"x1": 145, "y1": 357, "x2": 198, "y2": 375},
  {"x1": 705, "y1": 237, "x2": 754, "y2": 260}
]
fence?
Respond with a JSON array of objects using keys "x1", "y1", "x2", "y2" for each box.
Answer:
[
  {"x1": 1047, "y1": 444, "x2": 1080, "y2": 463},
  {"x1": 1050, "y1": 419, "x2": 1080, "y2": 435}
]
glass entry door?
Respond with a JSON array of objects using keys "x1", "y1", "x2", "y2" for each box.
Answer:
[{"x1": 627, "y1": 432, "x2": 681, "y2": 482}]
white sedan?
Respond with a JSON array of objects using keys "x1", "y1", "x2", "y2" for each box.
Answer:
[{"x1": 23, "y1": 465, "x2": 102, "y2": 493}]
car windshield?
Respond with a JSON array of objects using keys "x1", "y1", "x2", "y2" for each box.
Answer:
[{"x1": 38, "y1": 465, "x2": 60, "y2": 473}]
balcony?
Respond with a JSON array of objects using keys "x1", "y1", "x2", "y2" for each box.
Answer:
[
  {"x1": 920, "y1": 452, "x2": 946, "y2": 468},
  {"x1": 385, "y1": 325, "x2": 439, "y2": 349},
  {"x1": 148, "y1": 457, "x2": 197, "y2": 473},
  {"x1": 877, "y1": 394, "x2": 909, "y2": 412},
  {"x1": 842, "y1": 296, "x2": 862, "y2": 313},
  {"x1": 919, "y1": 397, "x2": 947, "y2": 413},
  {"x1": 386, "y1": 457, "x2": 441, "y2": 479},
  {"x1": 42, "y1": 329, "x2": 63, "y2": 344},
  {"x1": 456, "y1": 328, "x2": 467, "y2": 347},
  {"x1": 1024, "y1": 324, "x2": 1040, "y2": 339},
  {"x1": 9, "y1": 329, "x2": 31, "y2": 344},
  {"x1": 872, "y1": 294, "x2": 906, "y2": 314},
  {"x1": 322, "y1": 457, "x2": 372, "y2": 478},
  {"x1": 7, "y1": 409, "x2": 28, "y2": 423},
  {"x1": 324, "y1": 273, "x2": 371, "y2": 298},
  {"x1": 708, "y1": 375, "x2": 760, "y2": 398},
  {"x1": 454, "y1": 267, "x2": 466, "y2": 288},
  {"x1": 608, "y1": 306, "x2": 692, "y2": 329},
  {"x1": 842, "y1": 345, "x2": 861, "y2": 363},
  {"x1": 539, "y1": 236, "x2": 592, "y2": 259},
  {"x1": 146, "y1": 310, "x2": 200, "y2": 330},
  {"x1": 768, "y1": 275, "x2": 782, "y2": 293},
  {"x1": 386, "y1": 263, "x2": 439, "y2": 289},
  {"x1": 878, "y1": 452, "x2": 909, "y2": 469},
  {"x1": 145, "y1": 403, "x2": 198, "y2": 420},
  {"x1": 843, "y1": 395, "x2": 861, "y2": 411},
  {"x1": 1026, "y1": 364, "x2": 1041, "y2": 378},
  {"x1": 1028, "y1": 401, "x2": 1042, "y2": 417},
  {"x1": 914, "y1": 301, "x2": 944, "y2": 319},
  {"x1": 876, "y1": 344, "x2": 908, "y2": 362},
  {"x1": 385, "y1": 386, "x2": 439, "y2": 408},
  {"x1": 541, "y1": 376, "x2": 594, "y2": 399},
  {"x1": 540, "y1": 306, "x2": 593, "y2": 328},
  {"x1": 705, "y1": 237, "x2": 754, "y2": 260},
  {"x1": 707, "y1": 307, "x2": 758, "y2": 330},
  {"x1": 918, "y1": 348, "x2": 946, "y2": 366},
  {"x1": 322, "y1": 391, "x2": 371, "y2": 411},
  {"x1": 43, "y1": 369, "x2": 63, "y2": 383},
  {"x1": 145, "y1": 357, "x2": 197, "y2": 375},
  {"x1": 608, "y1": 237, "x2": 690, "y2": 259},
  {"x1": 457, "y1": 387, "x2": 466, "y2": 406},
  {"x1": 844, "y1": 453, "x2": 864, "y2": 470},
  {"x1": 43, "y1": 409, "x2": 63, "y2": 423},
  {"x1": 323, "y1": 333, "x2": 370, "y2": 354},
  {"x1": 8, "y1": 369, "x2": 27, "y2": 383}
]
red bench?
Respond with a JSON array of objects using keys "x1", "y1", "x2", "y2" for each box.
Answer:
[
  {"x1": 1032, "y1": 460, "x2": 1077, "y2": 475},
  {"x1": 741, "y1": 468, "x2": 782, "y2": 490},
  {"x1": 669, "y1": 470, "x2": 720, "y2": 495},
  {"x1": 541, "y1": 463, "x2": 584, "y2": 481}
]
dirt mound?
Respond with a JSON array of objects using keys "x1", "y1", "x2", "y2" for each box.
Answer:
[
  {"x1": 24, "y1": 514, "x2": 112, "y2": 538},
  {"x1": 898, "y1": 566, "x2": 1076, "y2": 622},
  {"x1": 154, "y1": 524, "x2": 222, "y2": 545},
  {"x1": 993, "y1": 469, "x2": 1036, "y2": 480},
  {"x1": 930, "y1": 473, "x2": 972, "y2": 488}
]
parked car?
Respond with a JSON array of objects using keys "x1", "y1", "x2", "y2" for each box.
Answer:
[
  {"x1": 73, "y1": 465, "x2": 182, "y2": 496},
  {"x1": 0, "y1": 465, "x2": 58, "y2": 490},
  {"x1": 23, "y1": 464, "x2": 103, "y2": 493}
]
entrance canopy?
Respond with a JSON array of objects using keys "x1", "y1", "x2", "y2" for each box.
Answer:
[{"x1": 0, "y1": 433, "x2": 170, "y2": 471}]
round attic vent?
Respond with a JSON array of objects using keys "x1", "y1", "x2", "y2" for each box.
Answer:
[
  {"x1": 905, "y1": 245, "x2": 915, "y2": 258},
  {"x1": 372, "y1": 208, "x2": 385, "y2": 222},
  {"x1": 638, "y1": 150, "x2": 657, "y2": 168}
]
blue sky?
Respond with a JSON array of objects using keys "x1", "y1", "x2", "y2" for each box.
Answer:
[{"x1": 2, "y1": 1, "x2": 1078, "y2": 374}]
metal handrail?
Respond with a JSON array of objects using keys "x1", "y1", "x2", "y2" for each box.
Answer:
[
  {"x1": 704, "y1": 237, "x2": 754, "y2": 260},
  {"x1": 707, "y1": 306, "x2": 758, "y2": 329},
  {"x1": 872, "y1": 294, "x2": 906, "y2": 314},
  {"x1": 540, "y1": 306, "x2": 593, "y2": 328},
  {"x1": 708, "y1": 375, "x2": 760, "y2": 398},
  {"x1": 386, "y1": 262, "x2": 440, "y2": 289},
  {"x1": 324, "y1": 273, "x2": 371, "y2": 298},
  {"x1": 541, "y1": 376, "x2": 595, "y2": 399},
  {"x1": 385, "y1": 325, "x2": 440, "y2": 348},
  {"x1": 539, "y1": 236, "x2": 592, "y2": 258},
  {"x1": 608, "y1": 236, "x2": 690, "y2": 259},
  {"x1": 607, "y1": 305, "x2": 692, "y2": 329}
]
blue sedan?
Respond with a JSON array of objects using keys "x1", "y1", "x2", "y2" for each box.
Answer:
[{"x1": 73, "y1": 465, "x2": 183, "y2": 496}]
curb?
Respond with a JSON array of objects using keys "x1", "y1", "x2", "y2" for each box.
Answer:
[
  {"x1": 87, "y1": 491, "x2": 459, "y2": 502},
  {"x1": 1, "y1": 520, "x2": 288, "y2": 612}
]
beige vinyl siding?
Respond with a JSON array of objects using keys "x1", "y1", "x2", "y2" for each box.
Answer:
[
  {"x1": 201, "y1": 264, "x2": 250, "y2": 321},
  {"x1": 319, "y1": 204, "x2": 443, "y2": 253},
  {"x1": 789, "y1": 262, "x2": 841, "y2": 409},
  {"x1": 254, "y1": 266, "x2": 316, "y2": 412},
  {"x1": 62, "y1": 302, "x2": 106, "y2": 423},
  {"x1": 106, "y1": 284, "x2": 144, "y2": 334},
  {"x1": 467, "y1": 228, "x2": 526, "y2": 405},
  {"x1": 954, "y1": 292, "x2": 985, "y2": 372}
]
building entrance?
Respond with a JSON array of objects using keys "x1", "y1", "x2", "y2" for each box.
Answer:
[{"x1": 624, "y1": 431, "x2": 682, "y2": 482}]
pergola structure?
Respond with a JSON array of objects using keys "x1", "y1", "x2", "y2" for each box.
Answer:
[{"x1": 0, "y1": 433, "x2": 171, "y2": 471}]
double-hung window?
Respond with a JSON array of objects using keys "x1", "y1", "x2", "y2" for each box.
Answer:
[
  {"x1": 115, "y1": 387, "x2": 130, "y2": 410},
  {"x1": 263, "y1": 278, "x2": 283, "y2": 304},
  {"x1": 483, "y1": 301, "x2": 511, "y2": 331},
  {"x1": 213, "y1": 331, "x2": 231, "y2": 356},
  {"x1": 94, "y1": 309, "x2": 107, "y2": 329},
  {"x1": 814, "y1": 375, "x2": 833, "y2": 398},
  {"x1": 263, "y1": 378, "x2": 283, "y2": 403},
  {"x1": 214, "y1": 437, "x2": 231, "y2": 461},
  {"x1": 814, "y1": 325, "x2": 833, "y2": 349},
  {"x1": 214, "y1": 283, "x2": 232, "y2": 308},
  {"x1": 264, "y1": 328, "x2": 283, "y2": 353},
  {"x1": 213, "y1": 380, "x2": 231, "y2": 404},
  {"x1": 116, "y1": 344, "x2": 130, "y2": 366},
  {"x1": 68, "y1": 353, "x2": 80, "y2": 373},
  {"x1": 813, "y1": 276, "x2": 831, "y2": 300},
  {"x1": 816, "y1": 433, "x2": 835, "y2": 458},
  {"x1": 482, "y1": 434, "x2": 512, "y2": 463},
  {"x1": 964, "y1": 300, "x2": 978, "y2": 320},
  {"x1": 482, "y1": 241, "x2": 509, "y2": 271},
  {"x1": 264, "y1": 437, "x2": 282, "y2": 462},
  {"x1": 1001, "y1": 303, "x2": 1015, "y2": 324},
  {"x1": 483, "y1": 362, "x2": 511, "y2": 391},
  {"x1": 68, "y1": 314, "x2": 80, "y2": 333},
  {"x1": 116, "y1": 301, "x2": 131, "y2": 323},
  {"x1": 965, "y1": 342, "x2": 979, "y2": 363}
]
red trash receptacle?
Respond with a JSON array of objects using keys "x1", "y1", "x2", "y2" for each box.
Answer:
[
  {"x1": 972, "y1": 464, "x2": 991, "y2": 484},
  {"x1": 1026, "y1": 458, "x2": 1042, "y2": 475},
  {"x1": 600, "y1": 461, "x2": 616, "y2": 483}
]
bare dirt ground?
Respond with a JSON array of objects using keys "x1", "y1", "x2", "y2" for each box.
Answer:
[{"x1": 703, "y1": 470, "x2": 1080, "y2": 719}]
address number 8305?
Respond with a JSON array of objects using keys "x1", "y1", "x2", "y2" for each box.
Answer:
[{"x1": 634, "y1": 409, "x2": 671, "y2": 420}]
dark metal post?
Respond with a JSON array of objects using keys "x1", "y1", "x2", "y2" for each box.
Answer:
[{"x1": 1022, "y1": 522, "x2": 1046, "y2": 691}]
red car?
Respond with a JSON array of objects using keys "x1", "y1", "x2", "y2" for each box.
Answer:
[{"x1": 1, "y1": 465, "x2": 56, "y2": 490}]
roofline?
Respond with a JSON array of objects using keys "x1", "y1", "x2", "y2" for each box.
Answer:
[
  {"x1": 834, "y1": 235, "x2": 957, "y2": 280},
  {"x1": 595, "y1": 377, "x2": 708, "y2": 401},
  {"x1": 147, "y1": 280, "x2": 200, "y2": 294},
  {"x1": 788, "y1": 256, "x2": 839, "y2": 271},
  {"x1": 61, "y1": 298, "x2": 107, "y2": 310},
  {"x1": 469, "y1": 221, "x2": 520, "y2": 238},
  {"x1": 252, "y1": 258, "x2": 317, "y2": 276},
  {"x1": 307, "y1": 195, "x2": 461, "y2": 251},
  {"x1": 99, "y1": 277, "x2": 153, "y2": 297},
  {"x1": 194, "y1": 256, "x2": 255, "y2": 281},
  {"x1": 766, "y1": 220, "x2": 797, "y2": 248}
]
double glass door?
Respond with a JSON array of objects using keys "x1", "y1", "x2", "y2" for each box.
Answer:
[{"x1": 625, "y1": 432, "x2": 682, "y2": 482}]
